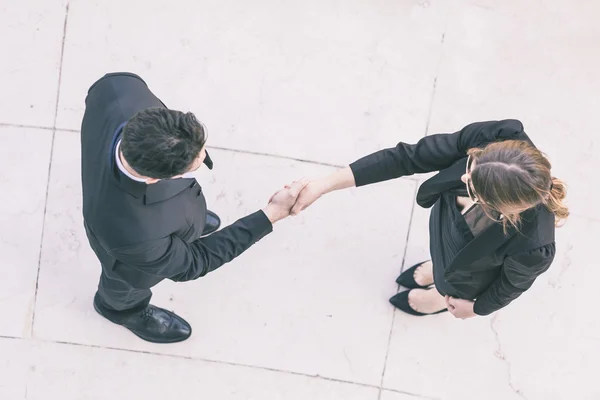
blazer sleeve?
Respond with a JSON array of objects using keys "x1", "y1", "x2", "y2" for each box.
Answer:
[
  {"x1": 108, "y1": 210, "x2": 273, "y2": 282},
  {"x1": 349, "y1": 119, "x2": 526, "y2": 187},
  {"x1": 473, "y1": 243, "x2": 556, "y2": 316}
]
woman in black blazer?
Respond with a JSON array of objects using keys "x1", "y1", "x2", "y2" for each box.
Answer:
[{"x1": 292, "y1": 120, "x2": 569, "y2": 318}]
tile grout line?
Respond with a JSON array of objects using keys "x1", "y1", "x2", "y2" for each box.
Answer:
[
  {"x1": 205, "y1": 145, "x2": 348, "y2": 169},
  {"x1": 423, "y1": 16, "x2": 449, "y2": 137},
  {"x1": 0, "y1": 335, "x2": 22, "y2": 341},
  {"x1": 378, "y1": 20, "x2": 447, "y2": 387},
  {"x1": 377, "y1": 181, "x2": 419, "y2": 400},
  {"x1": 30, "y1": 2, "x2": 70, "y2": 338},
  {"x1": 52, "y1": 2, "x2": 71, "y2": 130},
  {"x1": 0, "y1": 122, "x2": 56, "y2": 131},
  {"x1": 423, "y1": 76, "x2": 438, "y2": 138},
  {"x1": 0, "y1": 335, "x2": 387, "y2": 391},
  {"x1": 0, "y1": 333, "x2": 436, "y2": 398},
  {"x1": 50, "y1": 339, "x2": 382, "y2": 389},
  {"x1": 0, "y1": 121, "x2": 423, "y2": 182}
]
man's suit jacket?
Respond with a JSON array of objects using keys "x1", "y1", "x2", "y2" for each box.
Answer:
[
  {"x1": 81, "y1": 72, "x2": 272, "y2": 290},
  {"x1": 350, "y1": 120, "x2": 556, "y2": 315}
]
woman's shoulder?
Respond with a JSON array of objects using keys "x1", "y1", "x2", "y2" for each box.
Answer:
[{"x1": 513, "y1": 205, "x2": 556, "y2": 249}]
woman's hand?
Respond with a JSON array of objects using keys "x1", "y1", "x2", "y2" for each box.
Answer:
[
  {"x1": 445, "y1": 296, "x2": 477, "y2": 319},
  {"x1": 291, "y1": 180, "x2": 328, "y2": 215},
  {"x1": 290, "y1": 167, "x2": 356, "y2": 215}
]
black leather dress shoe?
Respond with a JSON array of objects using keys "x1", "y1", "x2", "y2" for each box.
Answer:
[
  {"x1": 94, "y1": 301, "x2": 192, "y2": 344},
  {"x1": 202, "y1": 210, "x2": 221, "y2": 236}
]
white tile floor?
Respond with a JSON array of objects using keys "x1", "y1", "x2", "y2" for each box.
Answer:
[{"x1": 1, "y1": 0, "x2": 599, "y2": 399}]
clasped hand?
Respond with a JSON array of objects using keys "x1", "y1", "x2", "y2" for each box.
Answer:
[
  {"x1": 263, "y1": 179, "x2": 309, "y2": 223},
  {"x1": 264, "y1": 179, "x2": 328, "y2": 224}
]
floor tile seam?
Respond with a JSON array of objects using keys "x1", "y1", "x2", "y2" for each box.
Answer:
[
  {"x1": 378, "y1": 181, "x2": 419, "y2": 400},
  {"x1": 30, "y1": 2, "x2": 71, "y2": 337}
]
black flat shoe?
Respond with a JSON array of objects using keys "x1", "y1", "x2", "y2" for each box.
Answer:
[
  {"x1": 396, "y1": 261, "x2": 432, "y2": 289},
  {"x1": 94, "y1": 301, "x2": 192, "y2": 344},
  {"x1": 202, "y1": 210, "x2": 221, "y2": 236},
  {"x1": 389, "y1": 289, "x2": 448, "y2": 316}
]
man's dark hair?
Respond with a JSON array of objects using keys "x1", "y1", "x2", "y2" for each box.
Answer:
[{"x1": 121, "y1": 108, "x2": 207, "y2": 179}]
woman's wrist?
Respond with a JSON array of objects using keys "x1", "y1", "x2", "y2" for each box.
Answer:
[
  {"x1": 289, "y1": 167, "x2": 357, "y2": 215},
  {"x1": 316, "y1": 176, "x2": 335, "y2": 195},
  {"x1": 321, "y1": 166, "x2": 356, "y2": 194}
]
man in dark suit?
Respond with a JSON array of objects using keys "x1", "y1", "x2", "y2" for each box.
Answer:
[{"x1": 81, "y1": 72, "x2": 306, "y2": 343}]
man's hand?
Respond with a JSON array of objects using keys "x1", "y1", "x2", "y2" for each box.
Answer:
[
  {"x1": 263, "y1": 179, "x2": 309, "y2": 224},
  {"x1": 445, "y1": 296, "x2": 477, "y2": 319}
]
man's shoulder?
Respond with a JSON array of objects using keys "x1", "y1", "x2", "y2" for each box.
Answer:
[
  {"x1": 86, "y1": 72, "x2": 147, "y2": 96},
  {"x1": 83, "y1": 72, "x2": 165, "y2": 126}
]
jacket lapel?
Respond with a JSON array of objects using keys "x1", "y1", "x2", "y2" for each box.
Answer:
[
  {"x1": 445, "y1": 222, "x2": 518, "y2": 276},
  {"x1": 418, "y1": 156, "x2": 520, "y2": 275},
  {"x1": 144, "y1": 178, "x2": 197, "y2": 205}
]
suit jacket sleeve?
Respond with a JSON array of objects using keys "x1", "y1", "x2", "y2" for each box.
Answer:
[
  {"x1": 349, "y1": 119, "x2": 527, "y2": 187},
  {"x1": 473, "y1": 243, "x2": 555, "y2": 316},
  {"x1": 108, "y1": 210, "x2": 273, "y2": 282}
]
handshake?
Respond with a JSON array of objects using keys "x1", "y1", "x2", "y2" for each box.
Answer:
[
  {"x1": 262, "y1": 179, "x2": 325, "y2": 224},
  {"x1": 261, "y1": 167, "x2": 355, "y2": 224}
]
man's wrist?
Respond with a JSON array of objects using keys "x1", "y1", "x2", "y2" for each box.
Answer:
[{"x1": 262, "y1": 205, "x2": 281, "y2": 224}]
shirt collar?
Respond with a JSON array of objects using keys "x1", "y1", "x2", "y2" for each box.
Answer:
[{"x1": 115, "y1": 140, "x2": 148, "y2": 183}]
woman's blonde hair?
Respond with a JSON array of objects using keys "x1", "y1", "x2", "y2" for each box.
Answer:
[{"x1": 468, "y1": 140, "x2": 569, "y2": 232}]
